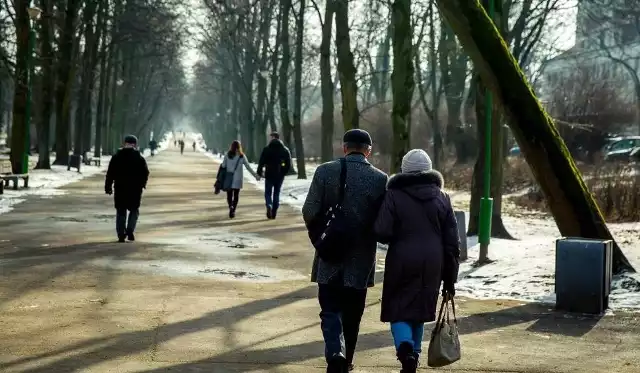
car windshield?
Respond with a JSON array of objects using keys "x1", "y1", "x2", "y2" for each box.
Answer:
[{"x1": 609, "y1": 139, "x2": 637, "y2": 151}]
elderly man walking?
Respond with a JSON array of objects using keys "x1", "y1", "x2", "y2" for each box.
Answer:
[{"x1": 302, "y1": 129, "x2": 388, "y2": 373}]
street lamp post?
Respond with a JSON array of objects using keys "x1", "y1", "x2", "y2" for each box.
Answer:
[
  {"x1": 23, "y1": 6, "x2": 41, "y2": 174},
  {"x1": 478, "y1": 0, "x2": 495, "y2": 262}
]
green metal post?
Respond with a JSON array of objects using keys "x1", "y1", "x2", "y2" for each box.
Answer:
[
  {"x1": 23, "y1": 21, "x2": 36, "y2": 175},
  {"x1": 478, "y1": 0, "x2": 495, "y2": 252}
]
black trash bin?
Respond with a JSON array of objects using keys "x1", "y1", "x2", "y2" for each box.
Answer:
[
  {"x1": 68, "y1": 154, "x2": 82, "y2": 172},
  {"x1": 555, "y1": 237, "x2": 613, "y2": 314}
]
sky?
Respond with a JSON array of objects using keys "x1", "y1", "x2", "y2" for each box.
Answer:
[{"x1": 179, "y1": 1, "x2": 580, "y2": 81}]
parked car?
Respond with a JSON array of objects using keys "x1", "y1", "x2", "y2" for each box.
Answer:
[{"x1": 604, "y1": 136, "x2": 640, "y2": 162}]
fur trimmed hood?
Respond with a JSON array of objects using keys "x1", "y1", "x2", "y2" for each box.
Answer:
[
  {"x1": 386, "y1": 170, "x2": 444, "y2": 202},
  {"x1": 387, "y1": 170, "x2": 444, "y2": 189}
]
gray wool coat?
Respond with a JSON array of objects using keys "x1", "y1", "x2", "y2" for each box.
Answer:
[
  {"x1": 374, "y1": 170, "x2": 460, "y2": 323},
  {"x1": 302, "y1": 153, "x2": 388, "y2": 289},
  {"x1": 221, "y1": 154, "x2": 259, "y2": 189}
]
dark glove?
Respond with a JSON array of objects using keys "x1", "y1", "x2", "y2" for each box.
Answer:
[{"x1": 105, "y1": 188, "x2": 112, "y2": 195}]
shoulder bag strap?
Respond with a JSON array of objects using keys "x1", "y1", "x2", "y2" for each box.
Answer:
[
  {"x1": 231, "y1": 156, "x2": 243, "y2": 173},
  {"x1": 338, "y1": 158, "x2": 347, "y2": 204}
]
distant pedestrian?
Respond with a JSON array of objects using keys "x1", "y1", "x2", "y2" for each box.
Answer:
[
  {"x1": 105, "y1": 135, "x2": 150, "y2": 243},
  {"x1": 192, "y1": 141, "x2": 196, "y2": 152},
  {"x1": 217, "y1": 140, "x2": 260, "y2": 218},
  {"x1": 302, "y1": 129, "x2": 388, "y2": 373},
  {"x1": 257, "y1": 132, "x2": 292, "y2": 219},
  {"x1": 374, "y1": 149, "x2": 460, "y2": 373},
  {"x1": 179, "y1": 140, "x2": 185, "y2": 154}
]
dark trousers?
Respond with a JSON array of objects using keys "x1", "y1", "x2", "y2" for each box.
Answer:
[
  {"x1": 116, "y1": 208, "x2": 139, "y2": 237},
  {"x1": 318, "y1": 284, "x2": 367, "y2": 364},
  {"x1": 264, "y1": 178, "x2": 283, "y2": 210},
  {"x1": 226, "y1": 188, "x2": 240, "y2": 209}
]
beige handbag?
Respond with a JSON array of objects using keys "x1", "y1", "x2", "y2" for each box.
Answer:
[{"x1": 427, "y1": 297, "x2": 461, "y2": 367}]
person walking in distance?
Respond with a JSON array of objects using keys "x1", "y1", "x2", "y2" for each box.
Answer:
[
  {"x1": 220, "y1": 140, "x2": 260, "y2": 218},
  {"x1": 302, "y1": 129, "x2": 388, "y2": 373},
  {"x1": 374, "y1": 149, "x2": 460, "y2": 373},
  {"x1": 179, "y1": 140, "x2": 185, "y2": 154},
  {"x1": 105, "y1": 135, "x2": 150, "y2": 242},
  {"x1": 257, "y1": 132, "x2": 292, "y2": 219},
  {"x1": 192, "y1": 141, "x2": 196, "y2": 152}
]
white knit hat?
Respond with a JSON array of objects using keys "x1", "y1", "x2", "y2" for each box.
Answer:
[{"x1": 401, "y1": 149, "x2": 432, "y2": 173}]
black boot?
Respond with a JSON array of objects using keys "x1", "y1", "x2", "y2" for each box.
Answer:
[
  {"x1": 397, "y1": 342, "x2": 417, "y2": 373},
  {"x1": 229, "y1": 207, "x2": 235, "y2": 219},
  {"x1": 327, "y1": 353, "x2": 348, "y2": 373},
  {"x1": 271, "y1": 207, "x2": 278, "y2": 219},
  {"x1": 266, "y1": 206, "x2": 272, "y2": 219},
  {"x1": 126, "y1": 230, "x2": 135, "y2": 242},
  {"x1": 118, "y1": 235, "x2": 126, "y2": 243}
]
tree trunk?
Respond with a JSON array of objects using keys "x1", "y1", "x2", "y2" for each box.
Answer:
[
  {"x1": 94, "y1": 1, "x2": 109, "y2": 158},
  {"x1": 292, "y1": 0, "x2": 306, "y2": 179},
  {"x1": 278, "y1": 0, "x2": 293, "y2": 148},
  {"x1": 255, "y1": 0, "x2": 274, "y2": 155},
  {"x1": 467, "y1": 74, "x2": 513, "y2": 239},
  {"x1": 435, "y1": 0, "x2": 634, "y2": 273},
  {"x1": 35, "y1": 0, "x2": 54, "y2": 169},
  {"x1": 428, "y1": 3, "x2": 443, "y2": 170},
  {"x1": 390, "y1": 0, "x2": 414, "y2": 173},
  {"x1": 9, "y1": 0, "x2": 30, "y2": 174},
  {"x1": 267, "y1": 4, "x2": 282, "y2": 135},
  {"x1": 320, "y1": 0, "x2": 335, "y2": 162},
  {"x1": 334, "y1": 0, "x2": 359, "y2": 130},
  {"x1": 53, "y1": 0, "x2": 81, "y2": 165}
]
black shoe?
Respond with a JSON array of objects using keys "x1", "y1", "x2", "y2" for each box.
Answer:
[
  {"x1": 266, "y1": 207, "x2": 272, "y2": 219},
  {"x1": 327, "y1": 353, "x2": 348, "y2": 373},
  {"x1": 348, "y1": 363, "x2": 354, "y2": 371},
  {"x1": 126, "y1": 231, "x2": 135, "y2": 241},
  {"x1": 272, "y1": 208, "x2": 278, "y2": 219},
  {"x1": 229, "y1": 207, "x2": 235, "y2": 219},
  {"x1": 397, "y1": 342, "x2": 417, "y2": 373},
  {"x1": 118, "y1": 235, "x2": 126, "y2": 243}
]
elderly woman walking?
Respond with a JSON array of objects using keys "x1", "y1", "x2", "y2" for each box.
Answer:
[
  {"x1": 374, "y1": 149, "x2": 460, "y2": 373},
  {"x1": 219, "y1": 140, "x2": 260, "y2": 218}
]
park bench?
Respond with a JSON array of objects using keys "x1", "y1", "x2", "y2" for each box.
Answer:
[
  {"x1": 83, "y1": 154, "x2": 101, "y2": 167},
  {"x1": 0, "y1": 173, "x2": 29, "y2": 194}
]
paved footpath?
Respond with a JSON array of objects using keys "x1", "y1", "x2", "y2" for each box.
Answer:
[{"x1": 0, "y1": 148, "x2": 639, "y2": 373}]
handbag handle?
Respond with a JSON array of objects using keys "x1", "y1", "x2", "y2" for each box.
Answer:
[{"x1": 434, "y1": 296, "x2": 457, "y2": 331}]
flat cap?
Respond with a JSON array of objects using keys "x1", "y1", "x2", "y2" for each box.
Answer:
[
  {"x1": 343, "y1": 129, "x2": 372, "y2": 146},
  {"x1": 123, "y1": 135, "x2": 138, "y2": 144}
]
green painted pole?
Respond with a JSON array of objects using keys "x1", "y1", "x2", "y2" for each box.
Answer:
[
  {"x1": 478, "y1": 0, "x2": 495, "y2": 256},
  {"x1": 23, "y1": 21, "x2": 36, "y2": 175}
]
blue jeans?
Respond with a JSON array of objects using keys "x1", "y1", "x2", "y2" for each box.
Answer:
[
  {"x1": 264, "y1": 178, "x2": 283, "y2": 210},
  {"x1": 390, "y1": 322, "x2": 425, "y2": 355}
]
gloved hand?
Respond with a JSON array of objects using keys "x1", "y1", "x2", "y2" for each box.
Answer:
[
  {"x1": 442, "y1": 284, "x2": 455, "y2": 299},
  {"x1": 105, "y1": 188, "x2": 112, "y2": 195}
]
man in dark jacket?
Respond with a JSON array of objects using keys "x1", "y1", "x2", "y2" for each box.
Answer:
[
  {"x1": 105, "y1": 135, "x2": 150, "y2": 242},
  {"x1": 257, "y1": 132, "x2": 292, "y2": 219},
  {"x1": 302, "y1": 129, "x2": 388, "y2": 373}
]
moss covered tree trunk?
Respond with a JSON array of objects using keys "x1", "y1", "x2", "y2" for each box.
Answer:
[
  {"x1": 334, "y1": 0, "x2": 359, "y2": 130},
  {"x1": 435, "y1": 0, "x2": 634, "y2": 273},
  {"x1": 467, "y1": 74, "x2": 512, "y2": 238},
  {"x1": 9, "y1": 0, "x2": 29, "y2": 174},
  {"x1": 390, "y1": 0, "x2": 414, "y2": 173}
]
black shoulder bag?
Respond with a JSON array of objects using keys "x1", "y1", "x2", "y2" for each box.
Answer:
[{"x1": 310, "y1": 158, "x2": 351, "y2": 263}]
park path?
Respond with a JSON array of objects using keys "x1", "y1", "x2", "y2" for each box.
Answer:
[{"x1": 0, "y1": 147, "x2": 639, "y2": 373}]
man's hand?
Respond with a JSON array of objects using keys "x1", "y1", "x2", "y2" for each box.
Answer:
[{"x1": 105, "y1": 188, "x2": 112, "y2": 195}]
